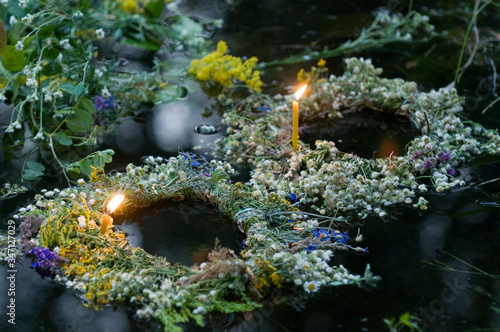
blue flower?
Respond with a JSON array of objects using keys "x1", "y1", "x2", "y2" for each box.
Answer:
[
  {"x1": 27, "y1": 247, "x2": 65, "y2": 279},
  {"x1": 313, "y1": 228, "x2": 330, "y2": 242},
  {"x1": 288, "y1": 193, "x2": 298, "y2": 203},
  {"x1": 182, "y1": 152, "x2": 201, "y2": 167},
  {"x1": 332, "y1": 230, "x2": 350, "y2": 244},
  {"x1": 93, "y1": 95, "x2": 116, "y2": 111},
  {"x1": 446, "y1": 167, "x2": 456, "y2": 176},
  {"x1": 257, "y1": 106, "x2": 271, "y2": 113}
]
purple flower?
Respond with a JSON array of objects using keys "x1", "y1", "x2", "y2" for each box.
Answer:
[
  {"x1": 93, "y1": 96, "x2": 107, "y2": 111},
  {"x1": 411, "y1": 149, "x2": 423, "y2": 160},
  {"x1": 27, "y1": 247, "x2": 66, "y2": 279},
  {"x1": 446, "y1": 167, "x2": 456, "y2": 176},
  {"x1": 93, "y1": 95, "x2": 116, "y2": 111},
  {"x1": 422, "y1": 158, "x2": 435, "y2": 170},
  {"x1": 438, "y1": 152, "x2": 451, "y2": 163}
]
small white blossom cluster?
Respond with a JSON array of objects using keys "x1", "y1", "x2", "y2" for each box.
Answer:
[{"x1": 218, "y1": 57, "x2": 500, "y2": 219}]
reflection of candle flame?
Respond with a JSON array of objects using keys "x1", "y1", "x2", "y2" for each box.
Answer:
[
  {"x1": 294, "y1": 85, "x2": 307, "y2": 100},
  {"x1": 107, "y1": 194, "x2": 125, "y2": 213}
]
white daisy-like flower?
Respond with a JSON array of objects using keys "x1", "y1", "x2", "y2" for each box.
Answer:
[
  {"x1": 303, "y1": 280, "x2": 321, "y2": 293},
  {"x1": 95, "y1": 28, "x2": 105, "y2": 40}
]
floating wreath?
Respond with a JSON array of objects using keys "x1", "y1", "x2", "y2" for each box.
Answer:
[
  {"x1": 10, "y1": 57, "x2": 500, "y2": 331},
  {"x1": 216, "y1": 57, "x2": 500, "y2": 220},
  {"x1": 13, "y1": 153, "x2": 377, "y2": 331}
]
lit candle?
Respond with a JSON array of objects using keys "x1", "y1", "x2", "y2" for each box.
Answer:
[
  {"x1": 99, "y1": 194, "x2": 125, "y2": 235},
  {"x1": 292, "y1": 85, "x2": 307, "y2": 150}
]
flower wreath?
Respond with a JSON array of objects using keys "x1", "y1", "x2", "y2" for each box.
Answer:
[
  {"x1": 15, "y1": 154, "x2": 378, "y2": 332},
  {"x1": 217, "y1": 57, "x2": 500, "y2": 220},
  {"x1": 13, "y1": 58, "x2": 500, "y2": 331}
]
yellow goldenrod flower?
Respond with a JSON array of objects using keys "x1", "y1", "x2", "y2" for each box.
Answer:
[{"x1": 189, "y1": 41, "x2": 263, "y2": 92}]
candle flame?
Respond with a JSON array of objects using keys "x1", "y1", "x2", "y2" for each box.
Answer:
[
  {"x1": 107, "y1": 194, "x2": 125, "y2": 213},
  {"x1": 294, "y1": 84, "x2": 307, "y2": 100}
]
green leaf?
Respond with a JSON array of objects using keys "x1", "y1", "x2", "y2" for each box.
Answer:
[
  {"x1": 399, "y1": 312, "x2": 411, "y2": 325},
  {"x1": 67, "y1": 149, "x2": 114, "y2": 178},
  {"x1": 22, "y1": 161, "x2": 45, "y2": 181},
  {"x1": 74, "y1": 82, "x2": 85, "y2": 97},
  {"x1": 41, "y1": 61, "x2": 62, "y2": 76},
  {"x1": 8, "y1": 0, "x2": 26, "y2": 17},
  {"x1": 94, "y1": 149, "x2": 114, "y2": 165},
  {"x1": 42, "y1": 47, "x2": 60, "y2": 60},
  {"x1": 2, "y1": 45, "x2": 25, "y2": 72},
  {"x1": 207, "y1": 170, "x2": 230, "y2": 183},
  {"x1": 26, "y1": 161, "x2": 45, "y2": 172},
  {"x1": 79, "y1": 159, "x2": 92, "y2": 177},
  {"x1": 123, "y1": 37, "x2": 161, "y2": 51},
  {"x1": 54, "y1": 132, "x2": 73, "y2": 146},
  {"x1": 145, "y1": 0, "x2": 165, "y2": 18},
  {"x1": 79, "y1": 98, "x2": 97, "y2": 114},
  {"x1": 0, "y1": 22, "x2": 7, "y2": 58},
  {"x1": 60, "y1": 82, "x2": 76, "y2": 94},
  {"x1": 66, "y1": 108, "x2": 94, "y2": 132},
  {"x1": 37, "y1": 25, "x2": 55, "y2": 40}
]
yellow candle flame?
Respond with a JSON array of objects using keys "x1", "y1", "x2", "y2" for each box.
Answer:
[
  {"x1": 294, "y1": 84, "x2": 307, "y2": 100},
  {"x1": 107, "y1": 194, "x2": 125, "y2": 213}
]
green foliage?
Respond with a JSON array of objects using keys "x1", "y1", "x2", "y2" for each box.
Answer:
[
  {"x1": 258, "y1": 10, "x2": 438, "y2": 68},
  {"x1": 384, "y1": 312, "x2": 423, "y2": 332},
  {"x1": 2, "y1": 45, "x2": 25, "y2": 72},
  {"x1": 0, "y1": 0, "x2": 218, "y2": 186},
  {"x1": 0, "y1": 182, "x2": 27, "y2": 199},
  {"x1": 66, "y1": 149, "x2": 115, "y2": 178},
  {"x1": 22, "y1": 161, "x2": 46, "y2": 182}
]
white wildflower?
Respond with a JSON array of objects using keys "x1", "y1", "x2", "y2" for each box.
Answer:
[
  {"x1": 95, "y1": 28, "x2": 105, "y2": 40},
  {"x1": 15, "y1": 41, "x2": 24, "y2": 51},
  {"x1": 26, "y1": 77, "x2": 38, "y2": 88},
  {"x1": 303, "y1": 280, "x2": 321, "y2": 293},
  {"x1": 77, "y1": 216, "x2": 86, "y2": 228},
  {"x1": 21, "y1": 13, "x2": 33, "y2": 24}
]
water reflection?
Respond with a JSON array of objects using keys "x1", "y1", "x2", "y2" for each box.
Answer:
[
  {"x1": 103, "y1": 83, "x2": 225, "y2": 168},
  {"x1": 115, "y1": 118, "x2": 147, "y2": 156},
  {"x1": 116, "y1": 202, "x2": 240, "y2": 266},
  {"x1": 150, "y1": 102, "x2": 194, "y2": 151},
  {"x1": 50, "y1": 292, "x2": 132, "y2": 332},
  {"x1": 301, "y1": 109, "x2": 418, "y2": 158}
]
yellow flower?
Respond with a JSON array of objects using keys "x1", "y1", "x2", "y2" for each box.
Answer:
[
  {"x1": 118, "y1": 0, "x2": 143, "y2": 13},
  {"x1": 270, "y1": 272, "x2": 282, "y2": 287},
  {"x1": 317, "y1": 58, "x2": 326, "y2": 67},
  {"x1": 189, "y1": 41, "x2": 263, "y2": 92}
]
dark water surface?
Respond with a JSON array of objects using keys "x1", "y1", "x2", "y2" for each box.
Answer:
[{"x1": 2, "y1": 0, "x2": 500, "y2": 331}]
